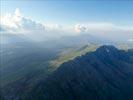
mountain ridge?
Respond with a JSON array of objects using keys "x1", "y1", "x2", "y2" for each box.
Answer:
[
  {"x1": 1, "y1": 45, "x2": 133, "y2": 100},
  {"x1": 26, "y1": 45, "x2": 133, "y2": 100}
]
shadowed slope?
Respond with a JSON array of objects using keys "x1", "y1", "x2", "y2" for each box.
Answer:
[{"x1": 28, "y1": 45, "x2": 133, "y2": 100}]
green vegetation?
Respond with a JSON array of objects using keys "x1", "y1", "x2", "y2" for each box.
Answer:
[{"x1": 50, "y1": 44, "x2": 99, "y2": 67}]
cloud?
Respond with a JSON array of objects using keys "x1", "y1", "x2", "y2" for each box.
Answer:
[
  {"x1": 74, "y1": 24, "x2": 87, "y2": 33},
  {"x1": 74, "y1": 23, "x2": 133, "y2": 33},
  {"x1": 0, "y1": 8, "x2": 45, "y2": 34},
  {"x1": 74, "y1": 23, "x2": 133, "y2": 41},
  {"x1": 0, "y1": 8, "x2": 133, "y2": 42},
  {"x1": 15, "y1": 8, "x2": 21, "y2": 17},
  {"x1": 127, "y1": 38, "x2": 133, "y2": 42},
  {"x1": 0, "y1": 8, "x2": 67, "y2": 41},
  {"x1": 0, "y1": 8, "x2": 64, "y2": 41},
  {"x1": 45, "y1": 23, "x2": 62, "y2": 30}
]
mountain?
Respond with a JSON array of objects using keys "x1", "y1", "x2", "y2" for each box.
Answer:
[
  {"x1": 0, "y1": 41, "x2": 59, "y2": 100},
  {"x1": 0, "y1": 33, "x2": 100, "y2": 99},
  {"x1": 26, "y1": 45, "x2": 133, "y2": 100},
  {"x1": 0, "y1": 33, "x2": 32, "y2": 44},
  {"x1": 1, "y1": 44, "x2": 133, "y2": 100},
  {"x1": 0, "y1": 42, "x2": 99, "y2": 99},
  {"x1": 50, "y1": 43, "x2": 99, "y2": 67},
  {"x1": 0, "y1": 39, "x2": 99, "y2": 88}
]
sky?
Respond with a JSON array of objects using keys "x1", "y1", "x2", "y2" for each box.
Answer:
[
  {"x1": 0, "y1": 0, "x2": 133, "y2": 42},
  {"x1": 1, "y1": 0, "x2": 133, "y2": 25}
]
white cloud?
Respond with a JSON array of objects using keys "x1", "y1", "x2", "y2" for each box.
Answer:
[
  {"x1": 0, "y1": 8, "x2": 45, "y2": 34},
  {"x1": 74, "y1": 24, "x2": 87, "y2": 33},
  {"x1": 44, "y1": 23, "x2": 63, "y2": 33},
  {"x1": 0, "y1": 8, "x2": 68, "y2": 41},
  {"x1": 74, "y1": 23, "x2": 133, "y2": 41},
  {"x1": 0, "y1": 8, "x2": 65, "y2": 41},
  {"x1": 127, "y1": 38, "x2": 133, "y2": 42},
  {"x1": 74, "y1": 23, "x2": 133, "y2": 33},
  {"x1": 0, "y1": 8, "x2": 133, "y2": 42},
  {"x1": 14, "y1": 8, "x2": 21, "y2": 17}
]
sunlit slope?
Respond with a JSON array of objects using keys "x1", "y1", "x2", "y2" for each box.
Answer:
[
  {"x1": 50, "y1": 43, "x2": 99, "y2": 67},
  {"x1": 29, "y1": 45, "x2": 133, "y2": 100}
]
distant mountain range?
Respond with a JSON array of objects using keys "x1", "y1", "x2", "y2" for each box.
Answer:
[
  {"x1": 1, "y1": 45, "x2": 133, "y2": 100},
  {"x1": 1, "y1": 42, "x2": 133, "y2": 100},
  {"x1": 26, "y1": 45, "x2": 133, "y2": 100}
]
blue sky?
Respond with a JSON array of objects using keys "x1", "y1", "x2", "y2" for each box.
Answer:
[
  {"x1": 1, "y1": 0, "x2": 133, "y2": 42},
  {"x1": 1, "y1": 0, "x2": 133, "y2": 26}
]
